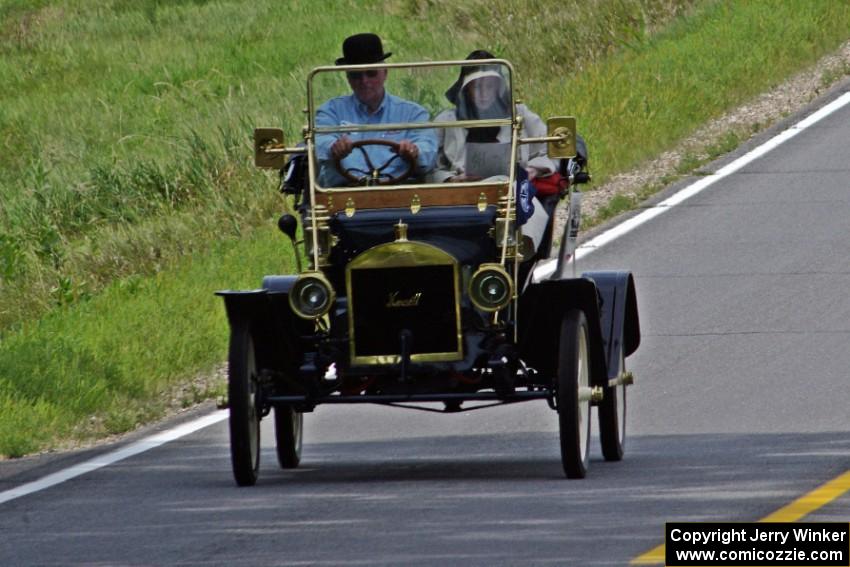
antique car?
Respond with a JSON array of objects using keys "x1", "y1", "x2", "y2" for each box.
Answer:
[{"x1": 217, "y1": 58, "x2": 640, "y2": 486}]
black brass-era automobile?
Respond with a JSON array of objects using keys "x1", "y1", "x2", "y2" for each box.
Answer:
[{"x1": 218, "y1": 59, "x2": 640, "y2": 485}]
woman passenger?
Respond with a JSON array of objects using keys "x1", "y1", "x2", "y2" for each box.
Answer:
[{"x1": 429, "y1": 50, "x2": 557, "y2": 184}]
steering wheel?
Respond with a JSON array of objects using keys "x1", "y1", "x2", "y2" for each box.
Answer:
[{"x1": 334, "y1": 139, "x2": 416, "y2": 186}]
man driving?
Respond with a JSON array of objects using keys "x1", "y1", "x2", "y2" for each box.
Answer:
[{"x1": 315, "y1": 33, "x2": 437, "y2": 186}]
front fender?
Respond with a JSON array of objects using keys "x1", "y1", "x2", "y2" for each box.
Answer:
[
  {"x1": 518, "y1": 278, "x2": 608, "y2": 387},
  {"x1": 216, "y1": 275, "x2": 308, "y2": 375}
]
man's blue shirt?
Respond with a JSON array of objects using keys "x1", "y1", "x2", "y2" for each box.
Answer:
[{"x1": 315, "y1": 92, "x2": 437, "y2": 186}]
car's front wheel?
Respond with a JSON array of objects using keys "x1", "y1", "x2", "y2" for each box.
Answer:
[
  {"x1": 228, "y1": 325, "x2": 261, "y2": 486},
  {"x1": 557, "y1": 309, "x2": 591, "y2": 479}
]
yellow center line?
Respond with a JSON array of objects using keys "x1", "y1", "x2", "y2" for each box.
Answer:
[{"x1": 630, "y1": 470, "x2": 850, "y2": 565}]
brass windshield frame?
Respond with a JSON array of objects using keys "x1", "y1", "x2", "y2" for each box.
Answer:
[
  {"x1": 303, "y1": 59, "x2": 521, "y2": 272},
  {"x1": 305, "y1": 58, "x2": 517, "y2": 190}
]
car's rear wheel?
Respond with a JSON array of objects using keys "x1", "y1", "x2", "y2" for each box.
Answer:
[
  {"x1": 557, "y1": 309, "x2": 591, "y2": 479},
  {"x1": 228, "y1": 325, "x2": 261, "y2": 486},
  {"x1": 599, "y1": 346, "x2": 627, "y2": 461},
  {"x1": 274, "y1": 406, "x2": 303, "y2": 469}
]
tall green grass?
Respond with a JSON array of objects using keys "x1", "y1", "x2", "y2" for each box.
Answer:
[
  {"x1": 2, "y1": 0, "x2": 850, "y2": 457},
  {"x1": 0, "y1": 223, "x2": 290, "y2": 456}
]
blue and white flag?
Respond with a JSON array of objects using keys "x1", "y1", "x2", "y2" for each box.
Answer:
[{"x1": 515, "y1": 166, "x2": 536, "y2": 226}]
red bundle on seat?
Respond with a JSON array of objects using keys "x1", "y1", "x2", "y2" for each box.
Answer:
[{"x1": 532, "y1": 172, "x2": 567, "y2": 197}]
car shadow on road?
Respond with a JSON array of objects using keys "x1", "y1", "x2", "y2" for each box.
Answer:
[{"x1": 252, "y1": 429, "x2": 850, "y2": 488}]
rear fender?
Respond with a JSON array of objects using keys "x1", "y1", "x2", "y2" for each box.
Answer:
[
  {"x1": 518, "y1": 278, "x2": 607, "y2": 387},
  {"x1": 581, "y1": 271, "x2": 641, "y2": 379}
]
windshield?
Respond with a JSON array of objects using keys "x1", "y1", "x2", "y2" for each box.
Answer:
[{"x1": 307, "y1": 60, "x2": 515, "y2": 189}]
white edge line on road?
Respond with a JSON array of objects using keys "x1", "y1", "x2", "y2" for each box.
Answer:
[
  {"x1": 0, "y1": 410, "x2": 228, "y2": 505},
  {"x1": 3, "y1": 91, "x2": 850, "y2": 507},
  {"x1": 534, "y1": 90, "x2": 850, "y2": 281}
]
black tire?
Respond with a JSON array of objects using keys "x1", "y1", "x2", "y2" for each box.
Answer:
[
  {"x1": 599, "y1": 346, "x2": 626, "y2": 461},
  {"x1": 274, "y1": 406, "x2": 303, "y2": 469},
  {"x1": 558, "y1": 309, "x2": 592, "y2": 479},
  {"x1": 228, "y1": 326, "x2": 261, "y2": 486}
]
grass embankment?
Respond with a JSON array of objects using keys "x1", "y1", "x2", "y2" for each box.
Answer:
[
  {"x1": 2, "y1": 0, "x2": 850, "y2": 457},
  {"x1": 0, "y1": 227, "x2": 288, "y2": 456}
]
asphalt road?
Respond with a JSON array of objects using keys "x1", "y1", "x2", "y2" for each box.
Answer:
[{"x1": 2, "y1": 84, "x2": 850, "y2": 566}]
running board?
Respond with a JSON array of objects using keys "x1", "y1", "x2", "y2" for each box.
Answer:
[{"x1": 266, "y1": 391, "x2": 552, "y2": 405}]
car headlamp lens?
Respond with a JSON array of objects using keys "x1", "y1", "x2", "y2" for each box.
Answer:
[
  {"x1": 469, "y1": 264, "x2": 513, "y2": 312},
  {"x1": 301, "y1": 284, "x2": 327, "y2": 310},
  {"x1": 289, "y1": 272, "x2": 335, "y2": 319},
  {"x1": 482, "y1": 276, "x2": 508, "y2": 302}
]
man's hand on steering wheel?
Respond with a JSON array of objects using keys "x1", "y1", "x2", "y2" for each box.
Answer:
[
  {"x1": 330, "y1": 135, "x2": 354, "y2": 160},
  {"x1": 396, "y1": 139, "x2": 419, "y2": 162}
]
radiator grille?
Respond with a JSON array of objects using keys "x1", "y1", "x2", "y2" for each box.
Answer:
[{"x1": 349, "y1": 265, "x2": 461, "y2": 364}]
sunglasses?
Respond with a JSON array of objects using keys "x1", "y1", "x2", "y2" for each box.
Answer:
[{"x1": 346, "y1": 70, "x2": 381, "y2": 80}]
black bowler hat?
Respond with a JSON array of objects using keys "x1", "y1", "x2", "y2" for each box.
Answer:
[{"x1": 335, "y1": 33, "x2": 392, "y2": 65}]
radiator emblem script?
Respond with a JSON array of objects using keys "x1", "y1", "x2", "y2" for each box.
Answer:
[{"x1": 386, "y1": 291, "x2": 422, "y2": 308}]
